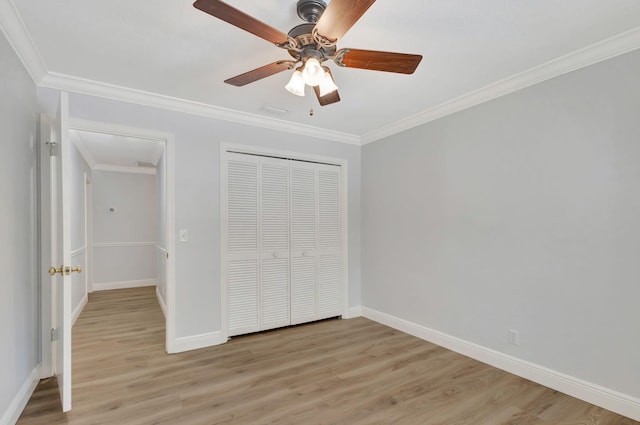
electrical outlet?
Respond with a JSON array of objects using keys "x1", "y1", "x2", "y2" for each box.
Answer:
[
  {"x1": 179, "y1": 229, "x2": 188, "y2": 243},
  {"x1": 508, "y1": 329, "x2": 520, "y2": 346}
]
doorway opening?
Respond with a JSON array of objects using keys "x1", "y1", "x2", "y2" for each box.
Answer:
[
  {"x1": 40, "y1": 118, "x2": 177, "y2": 386},
  {"x1": 69, "y1": 118, "x2": 175, "y2": 353}
]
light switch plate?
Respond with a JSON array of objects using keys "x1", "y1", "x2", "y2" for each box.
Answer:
[{"x1": 179, "y1": 229, "x2": 188, "y2": 242}]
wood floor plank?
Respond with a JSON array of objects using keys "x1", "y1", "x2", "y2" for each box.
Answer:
[{"x1": 17, "y1": 287, "x2": 639, "y2": 424}]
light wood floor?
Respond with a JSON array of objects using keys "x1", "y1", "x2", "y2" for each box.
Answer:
[{"x1": 18, "y1": 287, "x2": 638, "y2": 425}]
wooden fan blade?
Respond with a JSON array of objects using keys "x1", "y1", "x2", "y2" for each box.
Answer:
[
  {"x1": 336, "y1": 49, "x2": 422, "y2": 74},
  {"x1": 313, "y1": 67, "x2": 340, "y2": 106},
  {"x1": 314, "y1": 0, "x2": 376, "y2": 43},
  {"x1": 224, "y1": 61, "x2": 295, "y2": 86},
  {"x1": 193, "y1": 0, "x2": 289, "y2": 45},
  {"x1": 313, "y1": 86, "x2": 341, "y2": 106}
]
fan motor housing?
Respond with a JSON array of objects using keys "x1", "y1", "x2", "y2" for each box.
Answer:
[{"x1": 287, "y1": 23, "x2": 336, "y2": 60}]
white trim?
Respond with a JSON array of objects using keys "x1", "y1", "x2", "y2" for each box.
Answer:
[
  {"x1": 69, "y1": 118, "x2": 174, "y2": 143},
  {"x1": 39, "y1": 114, "x2": 54, "y2": 380},
  {"x1": 344, "y1": 306, "x2": 362, "y2": 319},
  {"x1": 92, "y1": 241, "x2": 156, "y2": 248},
  {"x1": 70, "y1": 245, "x2": 86, "y2": 257},
  {"x1": 92, "y1": 279, "x2": 156, "y2": 291},
  {"x1": 70, "y1": 131, "x2": 98, "y2": 168},
  {"x1": 222, "y1": 142, "x2": 350, "y2": 167},
  {"x1": 174, "y1": 332, "x2": 224, "y2": 353},
  {"x1": 156, "y1": 286, "x2": 167, "y2": 318},
  {"x1": 0, "y1": 0, "x2": 47, "y2": 84},
  {"x1": 361, "y1": 307, "x2": 640, "y2": 422},
  {"x1": 219, "y1": 146, "x2": 228, "y2": 342},
  {"x1": 220, "y1": 143, "x2": 349, "y2": 341},
  {"x1": 92, "y1": 163, "x2": 156, "y2": 175},
  {"x1": 0, "y1": 365, "x2": 41, "y2": 425},
  {"x1": 71, "y1": 294, "x2": 87, "y2": 325},
  {"x1": 164, "y1": 132, "x2": 177, "y2": 354},
  {"x1": 361, "y1": 27, "x2": 640, "y2": 144},
  {"x1": 41, "y1": 72, "x2": 360, "y2": 145}
]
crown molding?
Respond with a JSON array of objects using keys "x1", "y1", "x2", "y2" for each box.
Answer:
[
  {"x1": 0, "y1": 0, "x2": 47, "y2": 83},
  {"x1": 361, "y1": 26, "x2": 640, "y2": 145},
  {"x1": 39, "y1": 72, "x2": 361, "y2": 145}
]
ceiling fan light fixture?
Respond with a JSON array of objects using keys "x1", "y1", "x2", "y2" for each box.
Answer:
[
  {"x1": 301, "y1": 57, "x2": 325, "y2": 86},
  {"x1": 285, "y1": 69, "x2": 305, "y2": 96},
  {"x1": 318, "y1": 68, "x2": 338, "y2": 96}
]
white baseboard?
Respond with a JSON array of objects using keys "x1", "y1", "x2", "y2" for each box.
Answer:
[
  {"x1": 156, "y1": 287, "x2": 167, "y2": 318},
  {"x1": 173, "y1": 331, "x2": 224, "y2": 353},
  {"x1": 344, "y1": 306, "x2": 362, "y2": 319},
  {"x1": 71, "y1": 294, "x2": 88, "y2": 326},
  {"x1": 361, "y1": 307, "x2": 640, "y2": 422},
  {"x1": 0, "y1": 365, "x2": 40, "y2": 425},
  {"x1": 92, "y1": 279, "x2": 156, "y2": 291}
]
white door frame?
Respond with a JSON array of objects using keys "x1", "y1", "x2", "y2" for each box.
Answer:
[
  {"x1": 219, "y1": 142, "x2": 349, "y2": 342},
  {"x1": 39, "y1": 114, "x2": 54, "y2": 379},
  {"x1": 40, "y1": 118, "x2": 177, "y2": 371}
]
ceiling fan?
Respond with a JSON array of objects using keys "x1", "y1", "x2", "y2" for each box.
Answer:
[{"x1": 193, "y1": 0, "x2": 423, "y2": 106}]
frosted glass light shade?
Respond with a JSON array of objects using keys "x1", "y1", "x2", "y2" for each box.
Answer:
[
  {"x1": 285, "y1": 70, "x2": 305, "y2": 96},
  {"x1": 301, "y1": 58, "x2": 324, "y2": 86},
  {"x1": 318, "y1": 71, "x2": 338, "y2": 96}
]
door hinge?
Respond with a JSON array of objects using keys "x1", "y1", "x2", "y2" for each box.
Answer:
[
  {"x1": 51, "y1": 328, "x2": 58, "y2": 341},
  {"x1": 45, "y1": 141, "x2": 57, "y2": 156}
]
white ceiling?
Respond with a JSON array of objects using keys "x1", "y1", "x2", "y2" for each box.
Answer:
[
  {"x1": 4, "y1": 0, "x2": 640, "y2": 143},
  {"x1": 70, "y1": 130, "x2": 164, "y2": 173}
]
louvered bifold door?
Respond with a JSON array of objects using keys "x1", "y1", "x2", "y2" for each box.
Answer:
[
  {"x1": 226, "y1": 153, "x2": 260, "y2": 337},
  {"x1": 290, "y1": 163, "x2": 318, "y2": 325},
  {"x1": 317, "y1": 164, "x2": 342, "y2": 319},
  {"x1": 259, "y1": 157, "x2": 291, "y2": 330}
]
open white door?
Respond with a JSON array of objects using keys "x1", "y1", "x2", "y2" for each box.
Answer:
[{"x1": 47, "y1": 92, "x2": 75, "y2": 412}]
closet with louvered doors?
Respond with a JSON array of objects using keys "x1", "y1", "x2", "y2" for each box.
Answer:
[{"x1": 223, "y1": 151, "x2": 343, "y2": 338}]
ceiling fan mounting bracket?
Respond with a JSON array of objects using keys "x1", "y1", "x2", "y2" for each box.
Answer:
[{"x1": 296, "y1": 0, "x2": 327, "y2": 23}]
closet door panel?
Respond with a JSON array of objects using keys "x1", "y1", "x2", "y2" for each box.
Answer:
[
  {"x1": 291, "y1": 256, "x2": 317, "y2": 324},
  {"x1": 259, "y1": 158, "x2": 290, "y2": 330},
  {"x1": 317, "y1": 166, "x2": 342, "y2": 319},
  {"x1": 318, "y1": 255, "x2": 341, "y2": 317},
  {"x1": 227, "y1": 259, "x2": 259, "y2": 334},
  {"x1": 226, "y1": 155, "x2": 260, "y2": 336},
  {"x1": 261, "y1": 257, "x2": 290, "y2": 328},
  {"x1": 290, "y1": 165, "x2": 318, "y2": 324}
]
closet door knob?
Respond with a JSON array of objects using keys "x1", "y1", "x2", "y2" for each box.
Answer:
[{"x1": 272, "y1": 252, "x2": 279, "y2": 258}]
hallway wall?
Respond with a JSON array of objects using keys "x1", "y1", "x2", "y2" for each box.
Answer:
[
  {"x1": 91, "y1": 170, "x2": 158, "y2": 290},
  {"x1": 0, "y1": 31, "x2": 39, "y2": 424}
]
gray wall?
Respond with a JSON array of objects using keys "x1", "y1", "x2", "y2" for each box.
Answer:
[
  {"x1": 91, "y1": 170, "x2": 157, "y2": 288},
  {"x1": 37, "y1": 88, "x2": 362, "y2": 339},
  {"x1": 362, "y1": 49, "x2": 640, "y2": 398},
  {"x1": 0, "y1": 31, "x2": 39, "y2": 420}
]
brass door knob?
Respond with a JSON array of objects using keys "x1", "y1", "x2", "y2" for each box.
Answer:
[
  {"x1": 49, "y1": 266, "x2": 63, "y2": 276},
  {"x1": 49, "y1": 265, "x2": 82, "y2": 276}
]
